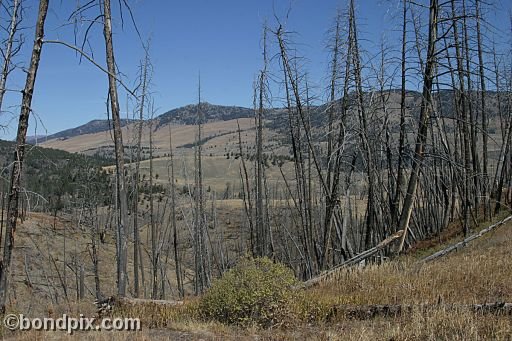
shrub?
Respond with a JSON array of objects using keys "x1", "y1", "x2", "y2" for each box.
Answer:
[{"x1": 199, "y1": 257, "x2": 297, "y2": 327}]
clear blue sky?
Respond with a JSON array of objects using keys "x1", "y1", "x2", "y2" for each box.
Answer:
[{"x1": 0, "y1": 0, "x2": 510, "y2": 139}]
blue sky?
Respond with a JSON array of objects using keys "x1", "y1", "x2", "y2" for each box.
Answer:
[{"x1": 0, "y1": 0, "x2": 510, "y2": 139}]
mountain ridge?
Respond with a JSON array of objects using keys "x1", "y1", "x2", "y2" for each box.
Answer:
[{"x1": 30, "y1": 89, "x2": 506, "y2": 145}]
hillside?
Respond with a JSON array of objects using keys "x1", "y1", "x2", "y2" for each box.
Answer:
[
  {"x1": 3, "y1": 211, "x2": 511, "y2": 340},
  {"x1": 2, "y1": 0, "x2": 512, "y2": 339},
  {"x1": 27, "y1": 119, "x2": 135, "y2": 143},
  {"x1": 35, "y1": 90, "x2": 507, "y2": 158},
  {"x1": 156, "y1": 102, "x2": 256, "y2": 127},
  {"x1": 0, "y1": 139, "x2": 112, "y2": 211}
]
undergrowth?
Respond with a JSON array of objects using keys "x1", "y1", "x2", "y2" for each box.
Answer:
[{"x1": 103, "y1": 214, "x2": 512, "y2": 339}]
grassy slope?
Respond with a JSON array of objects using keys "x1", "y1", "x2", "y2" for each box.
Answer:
[
  {"x1": 3, "y1": 212, "x2": 511, "y2": 340},
  {"x1": 134, "y1": 212, "x2": 512, "y2": 340}
]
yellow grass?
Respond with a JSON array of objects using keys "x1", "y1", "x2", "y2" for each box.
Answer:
[
  {"x1": 40, "y1": 118, "x2": 257, "y2": 154},
  {"x1": 3, "y1": 211, "x2": 512, "y2": 339}
]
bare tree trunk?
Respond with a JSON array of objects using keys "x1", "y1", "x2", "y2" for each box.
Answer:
[
  {"x1": 91, "y1": 206, "x2": 101, "y2": 300},
  {"x1": 168, "y1": 123, "x2": 183, "y2": 298},
  {"x1": 0, "y1": 0, "x2": 21, "y2": 111},
  {"x1": 397, "y1": 0, "x2": 438, "y2": 253},
  {"x1": 475, "y1": 0, "x2": 489, "y2": 218},
  {"x1": 237, "y1": 119, "x2": 254, "y2": 254},
  {"x1": 149, "y1": 117, "x2": 158, "y2": 299},
  {"x1": 255, "y1": 25, "x2": 271, "y2": 258},
  {"x1": 0, "y1": 0, "x2": 49, "y2": 313},
  {"x1": 451, "y1": 0, "x2": 472, "y2": 236},
  {"x1": 348, "y1": 0, "x2": 378, "y2": 250},
  {"x1": 132, "y1": 48, "x2": 149, "y2": 298},
  {"x1": 322, "y1": 11, "x2": 345, "y2": 268},
  {"x1": 102, "y1": 0, "x2": 129, "y2": 296},
  {"x1": 194, "y1": 77, "x2": 210, "y2": 294},
  {"x1": 462, "y1": 0, "x2": 479, "y2": 220},
  {"x1": 393, "y1": 0, "x2": 408, "y2": 226}
]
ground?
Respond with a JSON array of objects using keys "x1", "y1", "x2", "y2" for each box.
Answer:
[{"x1": 1, "y1": 211, "x2": 511, "y2": 340}]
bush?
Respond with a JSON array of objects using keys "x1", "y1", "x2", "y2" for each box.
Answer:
[{"x1": 199, "y1": 257, "x2": 297, "y2": 327}]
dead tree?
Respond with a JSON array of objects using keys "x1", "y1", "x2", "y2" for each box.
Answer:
[
  {"x1": 347, "y1": 0, "x2": 379, "y2": 250},
  {"x1": 0, "y1": 0, "x2": 22, "y2": 112},
  {"x1": 392, "y1": 0, "x2": 409, "y2": 226},
  {"x1": 148, "y1": 109, "x2": 158, "y2": 299},
  {"x1": 194, "y1": 76, "x2": 211, "y2": 294},
  {"x1": 255, "y1": 24, "x2": 272, "y2": 258},
  {"x1": 475, "y1": 0, "x2": 489, "y2": 218},
  {"x1": 397, "y1": 0, "x2": 439, "y2": 253},
  {"x1": 322, "y1": 10, "x2": 346, "y2": 268},
  {"x1": 102, "y1": 0, "x2": 129, "y2": 296},
  {"x1": 276, "y1": 25, "x2": 319, "y2": 278},
  {"x1": 0, "y1": 0, "x2": 49, "y2": 313},
  {"x1": 168, "y1": 123, "x2": 183, "y2": 298},
  {"x1": 132, "y1": 46, "x2": 150, "y2": 298},
  {"x1": 451, "y1": 0, "x2": 472, "y2": 236},
  {"x1": 237, "y1": 118, "x2": 255, "y2": 254}
]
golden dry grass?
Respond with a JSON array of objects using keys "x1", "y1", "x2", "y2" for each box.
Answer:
[
  {"x1": 40, "y1": 118, "x2": 257, "y2": 155},
  {"x1": 3, "y1": 212, "x2": 512, "y2": 340},
  {"x1": 128, "y1": 213, "x2": 512, "y2": 339}
]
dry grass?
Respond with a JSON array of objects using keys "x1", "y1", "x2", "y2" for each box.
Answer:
[
  {"x1": 2, "y1": 212, "x2": 195, "y2": 319},
  {"x1": 40, "y1": 118, "x2": 257, "y2": 155},
  {"x1": 307, "y1": 214, "x2": 512, "y2": 307},
  {"x1": 3, "y1": 213, "x2": 512, "y2": 340},
  {"x1": 116, "y1": 213, "x2": 512, "y2": 339}
]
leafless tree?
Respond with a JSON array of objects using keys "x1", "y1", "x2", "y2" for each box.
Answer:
[
  {"x1": 101, "y1": 0, "x2": 129, "y2": 296},
  {"x1": 0, "y1": 0, "x2": 49, "y2": 313}
]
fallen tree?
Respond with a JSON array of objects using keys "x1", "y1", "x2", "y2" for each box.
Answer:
[
  {"x1": 421, "y1": 214, "x2": 512, "y2": 263},
  {"x1": 301, "y1": 229, "x2": 404, "y2": 289},
  {"x1": 95, "y1": 296, "x2": 183, "y2": 315}
]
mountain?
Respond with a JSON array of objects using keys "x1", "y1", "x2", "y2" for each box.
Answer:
[
  {"x1": 33, "y1": 90, "x2": 508, "y2": 156},
  {"x1": 27, "y1": 103, "x2": 256, "y2": 145},
  {"x1": 28, "y1": 118, "x2": 135, "y2": 143},
  {"x1": 156, "y1": 102, "x2": 255, "y2": 128}
]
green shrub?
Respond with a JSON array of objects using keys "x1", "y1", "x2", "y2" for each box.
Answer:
[{"x1": 199, "y1": 257, "x2": 297, "y2": 327}]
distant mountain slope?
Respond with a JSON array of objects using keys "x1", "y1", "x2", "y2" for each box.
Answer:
[
  {"x1": 29, "y1": 103, "x2": 256, "y2": 144},
  {"x1": 156, "y1": 102, "x2": 255, "y2": 127},
  {"x1": 28, "y1": 118, "x2": 135, "y2": 143},
  {"x1": 33, "y1": 89, "x2": 507, "y2": 154}
]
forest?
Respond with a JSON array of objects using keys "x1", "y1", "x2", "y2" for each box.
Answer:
[{"x1": 0, "y1": 0, "x2": 511, "y2": 339}]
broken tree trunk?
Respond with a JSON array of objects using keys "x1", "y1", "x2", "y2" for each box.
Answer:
[
  {"x1": 95, "y1": 296, "x2": 183, "y2": 315},
  {"x1": 421, "y1": 215, "x2": 512, "y2": 263},
  {"x1": 301, "y1": 230, "x2": 404, "y2": 289}
]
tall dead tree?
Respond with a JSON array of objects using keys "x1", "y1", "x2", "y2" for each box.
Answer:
[
  {"x1": 194, "y1": 76, "x2": 210, "y2": 294},
  {"x1": 475, "y1": 0, "x2": 489, "y2": 218},
  {"x1": 0, "y1": 0, "x2": 49, "y2": 313},
  {"x1": 348, "y1": 0, "x2": 378, "y2": 250},
  {"x1": 392, "y1": 0, "x2": 408, "y2": 226},
  {"x1": 276, "y1": 25, "x2": 319, "y2": 278},
  {"x1": 255, "y1": 24, "x2": 271, "y2": 258},
  {"x1": 168, "y1": 123, "x2": 183, "y2": 298},
  {"x1": 149, "y1": 111, "x2": 158, "y2": 299},
  {"x1": 0, "y1": 0, "x2": 22, "y2": 112},
  {"x1": 451, "y1": 0, "x2": 472, "y2": 236},
  {"x1": 102, "y1": 0, "x2": 129, "y2": 296},
  {"x1": 321, "y1": 11, "x2": 344, "y2": 268},
  {"x1": 397, "y1": 0, "x2": 439, "y2": 253},
  {"x1": 132, "y1": 47, "x2": 150, "y2": 298}
]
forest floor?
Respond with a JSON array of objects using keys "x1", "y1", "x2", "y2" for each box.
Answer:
[{"x1": 2, "y1": 211, "x2": 512, "y2": 340}]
